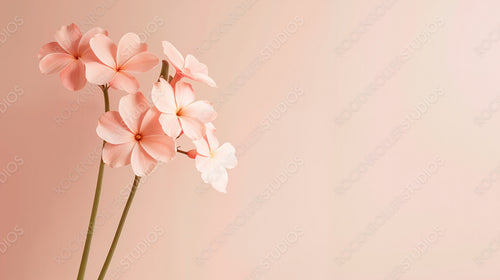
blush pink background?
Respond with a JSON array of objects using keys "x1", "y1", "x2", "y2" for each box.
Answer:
[{"x1": 1, "y1": 0, "x2": 499, "y2": 279}]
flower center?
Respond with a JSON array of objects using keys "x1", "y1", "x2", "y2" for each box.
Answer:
[
  {"x1": 176, "y1": 108, "x2": 183, "y2": 116},
  {"x1": 135, "y1": 134, "x2": 142, "y2": 141}
]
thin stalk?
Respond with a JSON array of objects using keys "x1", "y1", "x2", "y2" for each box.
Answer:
[
  {"x1": 77, "y1": 85, "x2": 110, "y2": 280},
  {"x1": 158, "y1": 59, "x2": 169, "y2": 82},
  {"x1": 98, "y1": 176, "x2": 142, "y2": 280},
  {"x1": 176, "y1": 147, "x2": 189, "y2": 155}
]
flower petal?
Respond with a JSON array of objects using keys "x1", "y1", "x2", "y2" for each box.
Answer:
[
  {"x1": 158, "y1": 113, "x2": 182, "y2": 138},
  {"x1": 119, "y1": 92, "x2": 150, "y2": 133},
  {"x1": 151, "y1": 78, "x2": 176, "y2": 113},
  {"x1": 202, "y1": 165, "x2": 228, "y2": 193},
  {"x1": 90, "y1": 33, "x2": 117, "y2": 68},
  {"x1": 195, "y1": 155, "x2": 212, "y2": 172},
  {"x1": 85, "y1": 62, "x2": 116, "y2": 85},
  {"x1": 191, "y1": 72, "x2": 217, "y2": 87},
  {"x1": 131, "y1": 144, "x2": 158, "y2": 176},
  {"x1": 54, "y1": 23, "x2": 82, "y2": 56},
  {"x1": 121, "y1": 52, "x2": 158, "y2": 72},
  {"x1": 39, "y1": 53, "x2": 74, "y2": 74},
  {"x1": 205, "y1": 122, "x2": 216, "y2": 133},
  {"x1": 184, "y1": 55, "x2": 216, "y2": 86},
  {"x1": 141, "y1": 135, "x2": 176, "y2": 162},
  {"x1": 182, "y1": 100, "x2": 217, "y2": 123},
  {"x1": 140, "y1": 108, "x2": 165, "y2": 136},
  {"x1": 117, "y1": 33, "x2": 147, "y2": 67},
  {"x1": 194, "y1": 138, "x2": 210, "y2": 157},
  {"x1": 102, "y1": 142, "x2": 135, "y2": 168},
  {"x1": 174, "y1": 82, "x2": 195, "y2": 108},
  {"x1": 214, "y1": 143, "x2": 237, "y2": 169},
  {"x1": 79, "y1": 47, "x2": 101, "y2": 63},
  {"x1": 162, "y1": 41, "x2": 184, "y2": 71},
  {"x1": 109, "y1": 71, "x2": 140, "y2": 93},
  {"x1": 78, "y1": 27, "x2": 108, "y2": 56},
  {"x1": 205, "y1": 123, "x2": 219, "y2": 150},
  {"x1": 96, "y1": 111, "x2": 134, "y2": 144},
  {"x1": 185, "y1": 54, "x2": 208, "y2": 75},
  {"x1": 60, "y1": 60, "x2": 86, "y2": 91},
  {"x1": 179, "y1": 116, "x2": 205, "y2": 140},
  {"x1": 38, "y1": 42, "x2": 66, "y2": 59}
]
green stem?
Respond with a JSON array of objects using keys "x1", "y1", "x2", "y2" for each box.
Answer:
[
  {"x1": 77, "y1": 85, "x2": 110, "y2": 280},
  {"x1": 98, "y1": 176, "x2": 142, "y2": 280},
  {"x1": 102, "y1": 85, "x2": 110, "y2": 112}
]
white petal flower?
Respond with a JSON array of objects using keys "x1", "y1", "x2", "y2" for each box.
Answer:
[{"x1": 193, "y1": 124, "x2": 237, "y2": 193}]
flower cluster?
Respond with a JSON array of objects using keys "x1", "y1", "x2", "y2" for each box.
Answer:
[{"x1": 39, "y1": 23, "x2": 237, "y2": 192}]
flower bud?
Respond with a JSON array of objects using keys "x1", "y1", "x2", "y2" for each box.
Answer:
[{"x1": 187, "y1": 149, "x2": 197, "y2": 159}]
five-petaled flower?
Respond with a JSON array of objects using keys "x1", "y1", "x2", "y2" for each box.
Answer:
[
  {"x1": 96, "y1": 92, "x2": 176, "y2": 176},
  {"x1": 152, "y1": 78, "x2": 216, "y2": 140},
  {"x1": 162, "y1": 41, "x2": 216, "y2": 87},
  {"x1": 193, "y1": 123, "x2": 237, "y2": 193},
  {"x1": 38, "y1": 23, "x2": 107, "y2": 91},
  {"x1": 86, "y1": 33, "x2": 159, "y2": 93}
]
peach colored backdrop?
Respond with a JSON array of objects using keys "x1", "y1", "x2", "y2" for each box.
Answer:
[{"x1": 1, "y1": 0, "x2": 499, "y2": 279}]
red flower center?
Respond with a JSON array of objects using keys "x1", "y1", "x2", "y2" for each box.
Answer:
[{"x1": 135, "y1": 134, "x2": 142, "y2": 141}]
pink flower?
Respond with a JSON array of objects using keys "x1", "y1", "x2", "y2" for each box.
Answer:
[
  {"x1": 151, "y1": 78, "x2": 216, "y2": 140},
  {"x1": 162, "y1": 41, "x2": 216, "y2": 87},
  {"x1": 193, "y1": 124, "x2": 237, "y2": 193},
  {"x1": 38, "y1": 23, "x2": 107, "y2": 91},
  {"x1": 96, "y1": 92, "x2": 176, "y2": 176},
  {"x1": 86, "y1": 33, "x2": 159, "y2": 93}
]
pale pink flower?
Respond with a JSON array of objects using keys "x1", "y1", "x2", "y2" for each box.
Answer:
[
  {"x1": 162, "y1": 41, "x2": 216, "y2": 87},
  {"x1": 38, "y1": 23, "x2": 107, "y2": 91},
  {"x1": 151, "y1": 78, "x2": 216, "y2": 140},
  {"x1": 86, "y1": 33, "x2": 159, "y2": 93},
  {"x1": 96, "y1": 92, "x2": 176, "y2": 176},
  {"x1": 193, "y1": 123, "x2": 237, "y2": 193}
]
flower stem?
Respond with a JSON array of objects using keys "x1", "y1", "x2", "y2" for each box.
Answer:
[
  {"x1": 77, "y1": 85, "x2": 110, "y2": 280},
  {"x1": 101, "y1": 85, "x2": 110, "y2": 112},
  {"x1": 158, "y1": 59, "x2": 169, "y2": 82},
  {"x1": 98, "y1": 175, "x2": 142, "y2": 280}
]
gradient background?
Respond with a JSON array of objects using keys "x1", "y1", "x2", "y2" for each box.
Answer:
[{"x1": 1, "y1": 0, "x2": 499, "y2": 279}]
